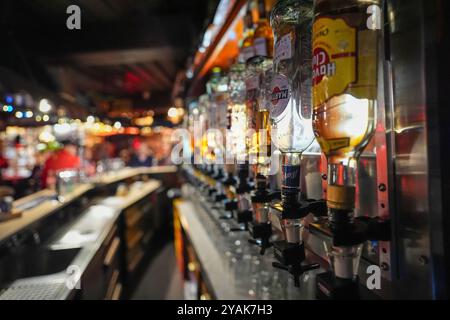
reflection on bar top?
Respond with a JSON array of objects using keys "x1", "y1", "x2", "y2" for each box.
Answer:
[
  {"x1": 91, "y1": 165, "x2": 177, "y2": 185},
  {"x1": 0, "y1": 166, "x2": 176, "y2": 244}
]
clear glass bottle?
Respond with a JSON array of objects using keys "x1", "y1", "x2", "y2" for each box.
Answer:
[
  {"x1": 270, "y1": 0, "x2": 315, "y2": 206},
  {"x1": 222, "y1": 62, "x2": 248, "y2": 202},
  {"x1": 186, "y1": 100, "x2": 197, "y2": 164},
  {"x1": 191, "y1": 100, "x2": 202, "y2": 166},
  {"x1": 206, "y1": 68, "x2": 229, "y2": 198},
  {"x1": 206, "y1": 68, "x2": 229, "y2": 171},
  {"x1": 246, "y1": 56, "x2": 273, "y2": 178},
  {"x1": 228, "y1": 63, "x2": 248, "y2": 165},
  {"x1": 245, "y1": 58, "x2": 260, "y2": 165}
]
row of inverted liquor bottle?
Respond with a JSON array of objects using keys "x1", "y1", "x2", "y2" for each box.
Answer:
[{"x1": 186, "y1": 0, "x2": 390, "y2": 299}]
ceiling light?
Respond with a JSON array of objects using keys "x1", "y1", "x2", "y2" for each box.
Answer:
[
  {"x1": 168, "y1": 107, "x2": 178, "y2": 118},
  {"x1": 39, "y1": 99, "x2": 52, "y2": 113}
]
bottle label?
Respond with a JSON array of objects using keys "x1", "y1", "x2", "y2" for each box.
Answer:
[
  {"x1": 274, "y1": 33, "x2": 292, "y2": 64},
  {"x1": 270, "y1": 74, "x2": 290, "y2": 118},
  {"x1": 246, "y1": 75, "x2": 259, "y2": 131},
  {"x1": 317, "y1": 137, "x2": 351, "y2": 153},
  {"x1": 245, "y1": 75, "x2": 260, "y2": 102},
  {"x1": 241, "y1": 45, "x2": 256, "y2": 62},
  {"x1": 312, "y1": 17, "x2": 357, "y2": 108},
  {"x1": 254, "y1": 37, "x2": 268, "y2": 56},
  {"x1": 282, "y1": 164, "x2": 300, "y2": 194}
]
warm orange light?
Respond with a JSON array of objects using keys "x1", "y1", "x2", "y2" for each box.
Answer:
[{"x1": 134, "y1": 116, "x2": 154, "y2": 126}]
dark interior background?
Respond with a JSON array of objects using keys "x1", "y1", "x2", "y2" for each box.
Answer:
[{"x1": 0, "y1": 0, "x2": 219, "y2": 119}]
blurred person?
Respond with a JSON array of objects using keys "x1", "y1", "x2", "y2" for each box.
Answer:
[
  {"x1": 119, "y1": 148, "x2": 131, "y2": 166},
  {"x1": 41, "y1": 140, "x2": 81, "y2": 188},
  {"x1": 82, "y1": 148, "x2": 96, "y2": 177},
  {"x1": 93, "y1": 140, "x2": 116, "y2": 163},
  {"x1": 29, "y1": 150, "x2": 50, "y2": 191},
  {"x1": 129, "y1": 143, "x2": 154, "y2": 167},
  {"x1": 0, "y1": 150, "x2": 8, "y2": 181}
]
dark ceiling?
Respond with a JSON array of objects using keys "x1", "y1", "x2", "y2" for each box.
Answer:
[{"x1": 0, "y1": 0, "x2": 218, "y2": 117}]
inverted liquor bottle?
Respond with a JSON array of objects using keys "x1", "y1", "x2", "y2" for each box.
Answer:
[
  {"x1": 197, "y1": 94, "x2": 214, "y2": 189},
  {"x1": 253, "y1": 0, "x2": 274, "y2": 58},
  {"x1": 223, "y1": 65, "x2": 243, "y2": 187},
  {"x1": 231, "y1": 71, "x2": 250, "y2": 205},
  {"x1": 198, "y1": 94, "x2": 210, "y2": 174},
  {"x1": 228, "y1": 63, "x2": 247, "y2": 166},
  {"x1": 224, "y1": 62, "x2": 247, "y2": 209},
  {"x1": 312, "y1": 0, "x2": 381, "y2": 281},
  {"x1": 186, "y1": 100, "x2": 197, "y2": 165},
  {"x1": 191, "y1": 100, "x2": 202, "y2": 168},
  {"x1": 270, "y1": 0, "x2": 314, "y2": 209},
  {"x1": 245, "y1": 59, "x2": 260, "y2": 167},
  {"x1": 240, "y1": 4, "x2": 256, "y2": 63},
  {"x1": 245, "y1": 57, "x2": 274, "y2": 254},
  {"x1": 246, "y1": 56, "x2": 273, "y2": 180},
  {"x1": 206, "y1": 68, "x2": 229, "y2": 198}
]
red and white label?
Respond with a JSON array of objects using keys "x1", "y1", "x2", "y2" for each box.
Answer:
[
  {"x1": 312, "y1": 47, "x2": 336, "y2": 85},
  {"x1": 270, "y1": 74, "x2": 290, "y2": 118},
  {"x1": 274, "y1": 33, "x2": 292, "y2": 64}
]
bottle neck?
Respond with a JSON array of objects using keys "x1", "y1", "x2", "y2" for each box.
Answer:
[
  {"x1": 281, "y1": 153, "x2": 302, "y2": 207},
  {"x1": 258, "y1": 0, "x2": 267, "y2": 20},
  {"x1": 328, "y1": 161, "x2": 356, "y2": 187},
  {"x1": 244, "y1": 7, "x2": 254, "y2": 32},
  {"x1": 255, "y1": 173, "x2": 268, "y2": 191},
  {"x1": 326, "y1": 160, "x2": 358, "y2": 233}
]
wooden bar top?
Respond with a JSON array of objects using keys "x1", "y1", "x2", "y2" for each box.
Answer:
[
  {"x1": 98, "y1": 180, "x2": 162, "y2": 211},
  {"x1": 0, "y1": 166, "x2": 177, "y2": 244},
  {"x1": 91, "y1": 166, "x2": 177, "y2": 185},
  {"x1": 0, "y1": 184, "x2": 93, "y2": 244}
]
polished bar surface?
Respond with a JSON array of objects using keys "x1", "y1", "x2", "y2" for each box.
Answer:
[
  {"x1": 176, "y1": 183, "x2": 324, "y2": 300},
  {"x1": 0, "y1": 179, "x2": 161, "y2": 300}
]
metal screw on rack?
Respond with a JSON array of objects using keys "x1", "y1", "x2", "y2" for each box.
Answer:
[{"x1": 418, "y1": 255, "x2": 429, "y2": 265}]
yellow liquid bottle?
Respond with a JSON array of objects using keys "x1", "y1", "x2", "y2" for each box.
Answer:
[
  {"x1": 312, "y1": 0, "x2": 380, "y2": 167},
  {"x1": 312, "y1": 0, "x2": 383, "y2": 282},
  {"x1": 241, "y1": 5, "x2": 256, "y2": 62},
  {"x1": 254, "y1": 58, "x2": 274, "y2": 177},
  {"x1": 312, "y1": 0, "x2": 381, "y2": 210},
  {"x1": 254, "y1": 0, "x2": 274, "y2": 58}
]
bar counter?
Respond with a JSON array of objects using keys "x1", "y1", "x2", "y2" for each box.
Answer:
[
  {"x1": 0, "y1": 166, "x2": 176, "y2": 245},
  {"x1": 0, "y1": 184, "x2": 93, "y2": 245},
  {"x1": 0, "y1": 166, "x2": 177, "y2": 300},
  {"x1": 174, "y1": 184, "x2": 324, "y2": 300}
]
